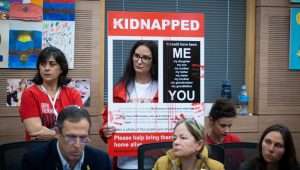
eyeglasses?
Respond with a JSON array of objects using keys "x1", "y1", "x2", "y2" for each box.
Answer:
[
  {"x1": 62, "y1": 134, "x2": 90, "y2": 145},
  {"x1": 133, "y1": 53, "x2": 152, "y2": 63}
]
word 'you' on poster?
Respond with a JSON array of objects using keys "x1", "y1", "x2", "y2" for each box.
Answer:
[{"x1": 107, "y1": 11, "x2": 205, "y2": 156}]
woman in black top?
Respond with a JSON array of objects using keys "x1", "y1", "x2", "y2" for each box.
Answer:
[{"x1": 240, "y1": 124, "x2": 299, "y2": 170}]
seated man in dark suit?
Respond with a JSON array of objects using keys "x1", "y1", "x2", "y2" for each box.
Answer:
[{"x1": 22, "y1": 105, "x2": 112, "y2": 170}]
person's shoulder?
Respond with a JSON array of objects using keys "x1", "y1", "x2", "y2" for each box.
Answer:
[
  {"x1": 85, "y1": 145, "x2": 109, "y2": 159},
  {"x1": 225, "y1": 133, "x2": 240, "y2": 142},
  {"x1": 205, "y1": 134, "x2": 214, "y2": 144},
  {"x1": 113, "y1": 81, "x2": 127, "y2": 102},
  {"x1": 239, "y1": 157, "x2": 257, "y2": 170},
  {"x1": 207, "y1": 158, "x2": 225, "y2": 170},
  {"x1": 113, "y1": 81, "x2": 126, "y2": 92},
  {"x1": 153, "y1": 155, "x2": 170, "y2": 170},
  {"x1": 62, "y1": 85, "x2": 80, "y2": 93},
  {"x1": 23, "y1": 140, "x2": 52, "y2": 160},
  {"x1": 84, "y1": 146, "x2": 111, "y2": 169},
  {"x1": 61, "y1": 86, "x2": 82, "y2": 100},
  {"x1": 156, "y1": 154, "x2": 169, "y2": 163},
  {"x1": 22, "y1": 84, "x2": 40, "y2": 94}
]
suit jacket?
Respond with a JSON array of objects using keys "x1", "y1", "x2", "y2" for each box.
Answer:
[
  {"x1": 153, "y1": 146, "x2": 224, "y2": 170},
  {"x1": 22, "y1": 140, "x2": 111, "y2": 170}
]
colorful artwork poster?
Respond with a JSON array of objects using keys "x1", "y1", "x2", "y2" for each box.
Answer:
[
  {"x1": 0, "y1": 20, "x2": 9, "y2": 68},
  {"x1": 69, "y1": 79, "x2": 91, "y2": 107},
  {"x1": 9, "y1": 0, "x2": 43, "y2": 7},
  {"x1": 44, "y1": 0, "x2": 75, "y2": 3},
  {"x1": 289, "y1": 8, "x2": 300, "y2": 70},
  {"x1": 6, "y1": 78, "x2": 33, "y2": 107},
  {"x1": 107, "y1": 11, "x2": 205, "y2": 156},
  {"x1": 9, "y1": 30, "x2": 41, "y2": 68},
  {"x1": 291, "y1": 0, "x2": 300, "y2": 3},
  {"x1": 0, "y1": 0, "x2": 10, "y2": 20},
  {"x1": 43, "y1": 1, "x2": 75, "y2": 21},
  {"x1": 8, "y1": 1, "x2": 42, "y2": 21},
  {"x1": 42, "y1": 21, "x2": 75, "y2": 68},
  {"x1": 9, "y1": 21, "x2": 42, "y2": 69}
]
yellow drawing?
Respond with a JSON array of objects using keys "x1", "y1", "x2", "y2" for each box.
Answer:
[
  {"x1": 297, "y1": 50, "x2": 300, "y2": 57},
  {"x1": 18, "y1": 32, "x2": 32, "y2": 43},
  {"x1": 296, "y1": 12, "x2": 300, "y2": 24}
]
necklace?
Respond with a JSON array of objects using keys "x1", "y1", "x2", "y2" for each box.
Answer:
[{"x1": 40, "y1": 85, "x2": 61, "y2": 118}]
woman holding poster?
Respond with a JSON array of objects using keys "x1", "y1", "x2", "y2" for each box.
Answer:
[
  {"x1": 100, "y1": 40, "x2": 158, "y2": 170},
  {"x1": 153, "y1": 119, "x2": 224, "y2": 170}
]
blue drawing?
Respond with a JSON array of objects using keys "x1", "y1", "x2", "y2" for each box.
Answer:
[
  {"x1": 289, "y1": 8, "x2": 300, "y2": 70},
  {"x1": 9, "y1": 30, "x2": 41, "y2": 68}
]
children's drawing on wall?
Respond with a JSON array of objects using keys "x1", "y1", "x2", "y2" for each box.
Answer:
[
  {"x1": 9, "y1": 21, "x2": 42, "y2": 69},
  {"x1": 0, "y1": 1, "x2": 76, "y2": 69},
  {"x1": 6, "y1": 78, "x2": 33, "y2": 107},
  {"x1": 291, "y1": 0, "x2": 300, "y2": 3},
  {"x1": 9, "y1": 30, "x2": 41, "y2": 68},
  {"x1": 69, "y1": 79, "x2": 91, "y2": 107},
  {"x1": 0, "y1": 0, "x2": 9, "y2": 20},
  {"x1": 289, "y1": 8, "x2": 300, "y2": 70},
  {"x1": 9, "y1": 0, "x2": 43, "y2": 21},
  {"x1": 42, "y1": 21, "x2": 75, "y2": 68},
  {"x1": 0, "y1": 20, "x2": 9, "y2": 68},
  {"x1": 43, "y1": 0, "x2": 75, "y2": 21}
]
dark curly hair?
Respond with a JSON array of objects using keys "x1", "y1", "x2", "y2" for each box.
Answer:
[
  {"x1": 32, "y1": 46, "x2": 71, "y2": 87},
  {"x1": 209, "y1": 98, "x2": 237, "y2": 121}
]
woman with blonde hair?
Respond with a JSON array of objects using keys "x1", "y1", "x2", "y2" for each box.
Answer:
[{"x1": 153, "y1": 119, "x2": 224, "y2": 170}]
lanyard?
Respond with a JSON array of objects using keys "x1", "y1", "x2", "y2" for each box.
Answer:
[{"x1": 41, "y1": 85, "x2": 61, "y2": 118}]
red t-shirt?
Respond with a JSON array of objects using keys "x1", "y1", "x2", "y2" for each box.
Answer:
[
  {"x1": 19, "y1": 84, "x2": 83, "y2": 140},
  {"x1": 206, "y1": 133, "x2": 240, "y2": 145}
]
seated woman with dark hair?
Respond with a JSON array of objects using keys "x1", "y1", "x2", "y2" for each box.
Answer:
[
  {"x1": 153, "y1": 119, "x2": 224, "y2": 170},
  {"x1": 240, "y1": 124, "x2": 299, "y2": 170},
  {"x1": 206, "y1": 98, "x2": 240, "y2": 144}
]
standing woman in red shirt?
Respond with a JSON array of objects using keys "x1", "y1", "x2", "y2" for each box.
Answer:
[{"x1": 19, "y1": 46, "x2": 83, "y2": 141}]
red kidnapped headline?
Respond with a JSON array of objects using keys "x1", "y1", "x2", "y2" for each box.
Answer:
[{"x1": 108, "y1": 11, "x2": 204, "y2": 37}]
